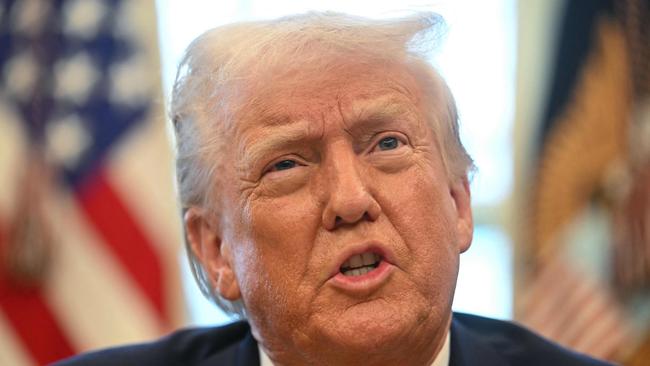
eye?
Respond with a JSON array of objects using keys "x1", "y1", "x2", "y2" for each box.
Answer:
[
  {"x1": 376, "y1": 136, "x2": 401, "y2": 151},
  {"x1": 261, "y1": 155, "x2": 308, "y2": 177},
  {"x1": 269, "y1": 159, "x2": 297, "y2": 172}
]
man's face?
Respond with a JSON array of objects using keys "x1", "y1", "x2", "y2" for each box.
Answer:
[{"x1": 197, "y1": 60, "x2": 472, "y2": 364}]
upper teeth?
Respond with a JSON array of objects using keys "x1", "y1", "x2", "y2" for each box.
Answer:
[{"x1": 341, "y1": 252, "x2": 381, "y2": 276}]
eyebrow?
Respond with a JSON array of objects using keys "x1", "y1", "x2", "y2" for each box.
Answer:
[
  {"x1": 345, "y1": 96, "x2": 418, "y2": 137},
  {"x1": 350, "y1": 96, "x2": 414, "y2": 123},
  {"x1": 238, "y1": 119, "x2": 319, "y2": 171},
  {"x1": 238, "y1": 95, "x2": 417, "y2": 170}
]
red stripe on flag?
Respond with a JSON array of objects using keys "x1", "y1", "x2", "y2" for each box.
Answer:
[
  {"x1": 76, "y1": 168, "x2": 167, "y2": 323},
  {"x1": 0, "y1": 225, "x2": 76, "y2": 365}
]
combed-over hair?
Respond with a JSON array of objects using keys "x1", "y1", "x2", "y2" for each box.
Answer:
[{"x1": 170, "y1": 11, "x2": 474, "y2": 317}]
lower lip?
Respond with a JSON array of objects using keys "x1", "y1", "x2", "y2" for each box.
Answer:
[{"x1": 329, "y1": 260, "x2": 394, "y2": 292}]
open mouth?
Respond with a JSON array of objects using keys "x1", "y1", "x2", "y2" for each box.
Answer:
[{"x1": 339, "y1": 252, "x2": 382, "y2": 277}]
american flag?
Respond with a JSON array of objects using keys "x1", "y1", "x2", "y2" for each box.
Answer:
[
  {"x1": 0, "y1": 0, "x2": 185, "y2": 364},
  {"x1": 517, "y1": 0, "x2": 649, "y2": 363}
]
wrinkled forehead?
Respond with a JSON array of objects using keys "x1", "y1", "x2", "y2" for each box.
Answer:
[{"x1": 229, "y1": 59, "x2": 431, "y2": 132}]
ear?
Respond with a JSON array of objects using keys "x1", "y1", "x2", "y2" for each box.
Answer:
[
  {"x1": 449, "y1": 176, "x2": 473, "y2": 253},
  {"x1": 184, "y1": 207, "x2": 241, "y2": 301}
]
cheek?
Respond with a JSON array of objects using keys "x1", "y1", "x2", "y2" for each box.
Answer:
[
  {"x1": 250, "y1": 195, "x2": 319, "y2": 248},
  {"x1": 377, "y1": 162, "x2": 455, "y2": 238},
  {"x1": 234, "y1": 190, "x2": 322, "y2": 308},
  {"x1": 374, "y1": 161, "x2": 459, "y2": 282}
]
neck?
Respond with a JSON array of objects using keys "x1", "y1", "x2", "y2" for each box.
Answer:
[{"x1": 258, "y1": 312, "x2": 452, "y2": 366}]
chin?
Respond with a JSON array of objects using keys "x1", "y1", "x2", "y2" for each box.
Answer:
[
  {"x1": 297, "y1": 315, "x2": 430, "y2": 365},
  {"x1": 315, "y1": 297, "x2": 437, "y2": 353}
]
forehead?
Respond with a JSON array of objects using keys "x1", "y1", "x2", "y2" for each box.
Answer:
[{"x1": 234, "y1": 60, "x2": 426, "y2": 130}]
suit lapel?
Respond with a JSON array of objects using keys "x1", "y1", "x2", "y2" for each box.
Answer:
[
  {"x1": 235, "y1": 331, "x2": 261, "y2": 366},
  {"x1": 449, "y1": 316, "x2": 510, "y2": 366},
  {"x1": 197, "y1": 326, "x2": 260, "y2": 366}
]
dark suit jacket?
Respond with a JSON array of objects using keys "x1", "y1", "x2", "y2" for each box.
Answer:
[{"x1": 53, "y1": 313, "x2": 614, "y2": 365}]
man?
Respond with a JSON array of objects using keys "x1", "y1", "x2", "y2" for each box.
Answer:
[{"x1": 56, "y1": 12, "x2": 612, "y2": 366}]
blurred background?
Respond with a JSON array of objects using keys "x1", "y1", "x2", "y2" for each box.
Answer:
[{"x1": 0, "y1": 0, "x2": 648, "y2": 364}]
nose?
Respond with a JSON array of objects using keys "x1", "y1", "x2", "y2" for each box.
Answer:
[{"x1": 321, "y1": 148, "x2": 381, "y2": 231}]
